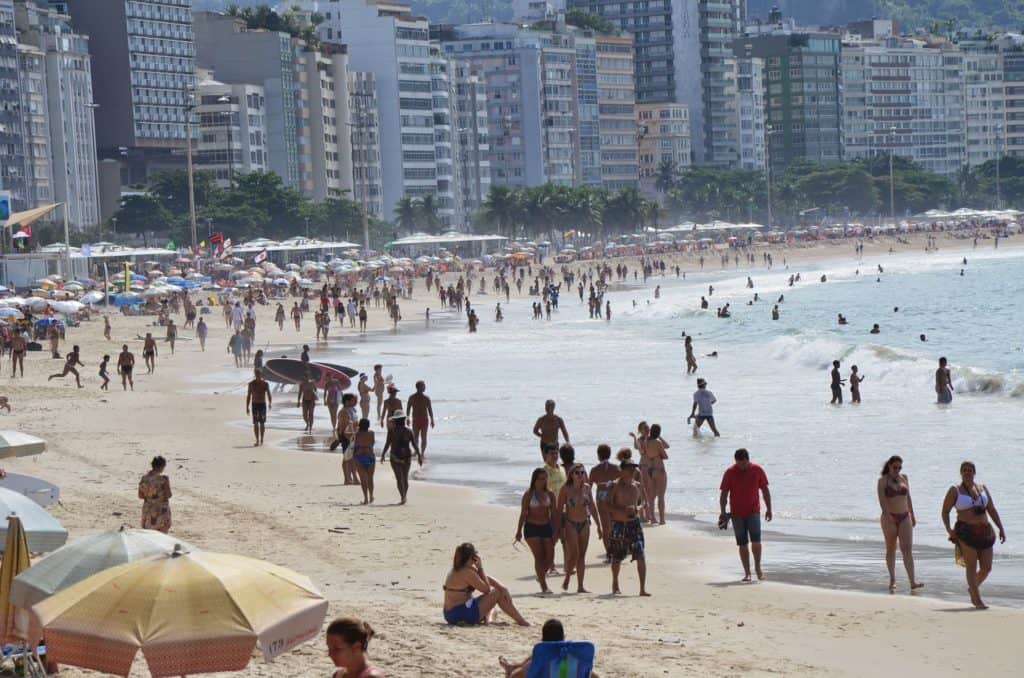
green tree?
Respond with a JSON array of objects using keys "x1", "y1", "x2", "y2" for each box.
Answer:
[
  {"x1": 417, "y1": 194, "x2": 443, "y2": 234},
  {"x1": 481, "y1": 185, "x2": 522, "y2": 237},
  {"x1": 654, "y1": 159, "x2": 678, "y2": 195},
  {"x1": 111, "y1": 195, "x2": 172, "y2": 246},
  {"x1": 565, "y1": 9, "x2": 617, "y2": 34},
  {"x1": 394, "y1": 197, "x2": 420, "y2": 234}
]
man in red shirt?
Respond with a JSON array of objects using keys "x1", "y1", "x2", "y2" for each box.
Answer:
[{"x1": 719, "y1": 448, "x2": 772, "y2": 581}]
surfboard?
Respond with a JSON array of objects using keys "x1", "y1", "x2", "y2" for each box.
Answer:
[
  {"x1": 264, "y1": 358, "x2": 352, "y2": 389},
  {"x1": 313, "y1": 362, "x2": 359, "y2": 378}
]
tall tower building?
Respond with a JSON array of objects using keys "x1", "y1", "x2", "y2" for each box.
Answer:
[
  {"x1": 64, "y1": 0, "x2": 195, "y2": 195},
  {"x1": 0, "y1": 0, "x2": 28, "y2": 210}
]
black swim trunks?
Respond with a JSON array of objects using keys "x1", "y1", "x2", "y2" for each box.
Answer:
[{"x1": 251, "y1": 403, "x2": 267, "y2": 424}]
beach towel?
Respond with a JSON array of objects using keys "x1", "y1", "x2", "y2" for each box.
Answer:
[{"x1": 525, "y1": 641, "x2": 595, "y2": 678}]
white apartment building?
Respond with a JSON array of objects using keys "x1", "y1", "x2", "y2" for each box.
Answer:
[
  {"x1": 960, "y1": 45, "x2": 1006, "y2": 167},
  {"x1": 841, "y1": 36, "x2": 965, "y2": 178},
  {"x1": 304, "y1": 48, "x2": 355, "y2": 201},
  {"x1": 194, "y1": 80, "x2": 268, "y2": 186},
  {"x1": 314, "y1": 0, "x2": 444, "y2": 220},
  {"x1": 430, "y1": 47, "x2": 462, "y2": 228},
  {"x1": 736, "y1": 56, "x2": 766, "y2": 170},
  {"x1": 348, "y1": 70, "x2": 383, "y2": 217},
  {"x1": 16, "y1": 44, "x2": 53, "y2": 209}
]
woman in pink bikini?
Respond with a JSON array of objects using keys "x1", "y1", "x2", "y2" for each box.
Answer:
[{"x1": 876, "y1": 455, "x2": 923, "y2": 593}]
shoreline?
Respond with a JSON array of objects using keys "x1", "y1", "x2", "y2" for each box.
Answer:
[{"x1": 3, "y1": 233, "x2": 1022, "y2": 676}]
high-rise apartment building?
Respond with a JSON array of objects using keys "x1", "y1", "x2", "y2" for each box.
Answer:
[
  {"x1": 961, "y1": 48, "x2": 1005, "y2": 168},
  {"x1": 16, "y1": 43, "x2": 52, "y2": 209},
  {"x1": 303, "y1": 47, "x2": 355, "y2": 201},
  {"x1": 0, "y1": 0, "x2": 28, "y2": 210},
  {"x1": 194, "y1": 79, "x2": 268, "y2": 186},
  {"x1": 65, "y1": 0, "x2": 195, "y2": 195},
  {"x1": 735, "y1": 26, "x2": 842, "y2": 174},
  {"x1": 430, "y1": 46, "x2": 462, "y2": 228},
  {"x1": 637, "y1": 102, "x2": 691, "y2": 196},
  {"x1": 1005, "y1": 49, "x2": 1024, "y2": 158},
  {"x1": 569, "y1": 0, "x2": 744, "y2": 166},
  {"x1": 735, "y1": 55, "x2": 767, "y2": 170},
  {"x1": 596, "y1": 34, "x2": 639, "y2": 189},
  {"x1": 572, "y1": 28, "x2": 601, "y2": 187},
  {"x1": 436, "y1": 22, "x2": 575, "y2": 188},
  {"x1": 193, "y1": 11, "x2": 304, "y2": 191},
  {"x1": 841, "y1": 34, "x2": 965, "y2": 177},
  {"x1": 348, "y1": 70, "x2": 383, "y2": 217},
  {"x1": 316, "y1": 0, "x2": 446, "y2": 221},
  {"x1": 452, "y1": 61, "x2": 491, "y2": 217}
]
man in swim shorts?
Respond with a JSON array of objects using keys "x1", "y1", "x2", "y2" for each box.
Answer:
[
  {"x1": 533, "y1": 399, "x2": 570, "y2": 458},
  {"x1": 406, "y1": 380, "x2": 435, "y2": 457},
  {"x1": 936, "y1": 357, "x2": 953, "y2": 404},
  {"x1": 607, "y1": 458, "x2": 649, "y2": 596},
  {"x1": 719, "y1": 448, "x2": 772, "y2": 582},
  {"x1": 142, "y1": 332, "x2": 158, "y2": 374},
  {"x1": 117, "y1": 344, "x2": 135, "y2": 391},
  {"x1": 688, "y1": 378, "x2": 720, "y2": 437},
  {"x1": 588, "y1": 444, "x2": 618, "y2": 559},
  {"x1": 246, "y1": 367, "x2": 272, "y2": 446}
]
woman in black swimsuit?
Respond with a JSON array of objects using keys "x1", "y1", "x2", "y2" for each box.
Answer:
[
  {"x1": 515, "y1": 468, "x2": 556, "y2": 593},
  {"x1": 381, "y1": 412, "x2": 420, "y2": 505},
  {"x1": 557, "y1": 463, "x2": 600, "y2": 593}
]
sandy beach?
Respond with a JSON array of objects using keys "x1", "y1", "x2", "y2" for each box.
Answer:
[{"x1": 3, "y1": 231, "x2": 1022, "y2": 677}]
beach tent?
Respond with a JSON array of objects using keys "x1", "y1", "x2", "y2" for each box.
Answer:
[{"x1": 30, "y1": 545, "x2": 328, "y2": 677}]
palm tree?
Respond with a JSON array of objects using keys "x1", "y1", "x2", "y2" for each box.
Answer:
[
  {"x1": 570, "y1": 186, "x2": 605, "y2": 242},
  {"x1": 394, "y1": 197, "x2": 419, "y2": 234},
  {"x1": 481, "y1": 185, "x2": 520, "y2": 237},
  {"x1": 417, "y1": 194, "x2": 443, "y2": 234},
  {"x1": 655, "y1": 159, "x2": 678, "y2": 194},
  {"x1": 604, "y1": 187, "x2": 644, "y2": 237}
]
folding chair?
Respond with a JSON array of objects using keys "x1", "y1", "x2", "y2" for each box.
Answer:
[{"x1": 525, "y1": 641, "x2": 596, "y2": 678}]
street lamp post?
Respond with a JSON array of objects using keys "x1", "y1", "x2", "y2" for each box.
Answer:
[
  {"x1": 765, "y1": 122, "x2": 773, "y2": 230},
  {"x1": 995, "y1": 124, "x2": 1003, "y2": 210},
  {"x1": 183, "y1": 89, "x2": 198, "y2": 253},
  {"x1": 888, "y1": 125, "x2": 897, "y2": 226}
]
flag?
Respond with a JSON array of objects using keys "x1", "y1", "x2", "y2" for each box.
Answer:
[
  {"x1": 209, "y1": 231, "x2": 224, "y2": 244},
  {"x1": 200, "y1": 240, "x2": 206, "y2": 248},
  {"x1": 254, "y1": 248, "x2": 267, "y2": 264},
  {"x1": 218, "y1": 238, "x2": 233, "y2": 260},
  {"x1": 165, "y1": 240, "x2": 176, "y2": 251}
]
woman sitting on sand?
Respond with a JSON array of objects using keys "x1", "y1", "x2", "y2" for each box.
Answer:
[
  {"x1": 138, "y1": 456, "x2": 172, "y2": 533},
  {"x1": 876, "y1": 455, "x2": 923, "y2": 593},
  {"x1": 443, "y1": 542, "x2": 529, "y2": 626},
  {"x1": 557, "y1": 464, "x2": 600, "y2": 593},
  {"x1": 516, "y1": 468, "x2": 557, "y2": 593},
  {"x1": 325, "y1": 616, "x2": 385, "y2": 678}
]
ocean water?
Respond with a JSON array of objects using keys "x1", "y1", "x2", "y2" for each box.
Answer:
[{"x1": 278, "y1": 244, "x2": 1024, "y2": 606}]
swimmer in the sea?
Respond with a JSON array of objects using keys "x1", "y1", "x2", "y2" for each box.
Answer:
[
  {"x1": 870, "y1": 324, "x2": 880, "y2": 334},
  {"x1": 838, "y1": 314, "x2": 848, "y2": 325},
  {"x1": 920, "y1": 334, "x2": 927, "y2": 342}
]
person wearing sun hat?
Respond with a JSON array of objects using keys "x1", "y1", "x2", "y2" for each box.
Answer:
[
  {"x1": 380, "y1": 383, "x2": 403, "y2": 430},
  {"x1": 381, "y1": 410, "x2": 421, "y2": 504}
]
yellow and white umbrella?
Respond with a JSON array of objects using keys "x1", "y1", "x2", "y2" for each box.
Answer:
[
  {"x1": 30, "y1": 545, "x2": 328, "y2": 677},
  {"x1": 0, "y1": 514, "x2": 31, "y2": 644}
]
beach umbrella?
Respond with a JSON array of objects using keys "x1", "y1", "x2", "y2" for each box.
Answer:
[
  {"x1": 112, "y1": 293, "x2": 143, "y2": 307},
  {"x1": 80, "y1": 291, "x2": 103, "y2": 305},
  {"x1": 49, "y1": 301, "x2": 83, "y2": 315},
  {"x1": 30, "y1": 546, "x2": 328, "y2": 677},
  {"x1": 0, "y1": 488, "x2": 67, "y2": 553},
  {"x1": 0, "y1": 308, "x2": 23, "y2": 320},
  {"x1": 0, "y1": 432, "x2": 46, "y2": 459},
  {"x1": 0, "y1": 515, "x2": 31, "y2": 643},
  {"x1": 26, "y1": 298, "x2": 48, "y2": 312},
  {"x1": 10, "y1": 528, "x2": 194, "y2": 611}
]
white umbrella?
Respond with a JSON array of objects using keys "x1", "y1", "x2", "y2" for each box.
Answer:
[
  {"x1": 0, "y1": 487, "x2": 67, "y2": 553},
  {"x1": 0, "y1": 431, "x2": 46, "y2": 459},
  {"x1": 80, "y1": 291, "x2": 104, "y2": 305},
  {"x1": 26, "y1": 298, "x2": 48, "y2": 312},
  {"x1": 49, "y1": 301, "x2": 84, "y2": 315},
  {"x1": 0, "y1": 308, "x2": 23, "y2": 320},
  {"x1": 10, "y1": 527, "x2": 194, "y2": 610}
]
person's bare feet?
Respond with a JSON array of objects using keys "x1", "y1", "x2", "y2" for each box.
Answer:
[
  {"x1": 576, "y1": 586, "x2": 588, "y2": 593},
  {"x1": 756, "y1": 567, "x2": 765, "y2": 581},
  {"x1": 498, "y1": 656, "x2": 513, "y2": 678},
  {"x1": 612, "y1": 586, "x2": 621, "y2": 595},
  {"x1": 910, "y1": 581, "x2": 924, "y2": 590},
  {"x1": 639, "y1": 590, "x2": 651, "y2": 597},
  {"x1": 742, "y1": 573, "x2": 752, "y2": 582}
]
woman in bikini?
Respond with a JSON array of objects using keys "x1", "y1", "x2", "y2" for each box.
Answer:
[
  {"x1": 557, "y1": 464, "x2": 600, "y2": 593},
  {"x1": 629, "y1": 421, "x2": 651, "y2": 522},
  {"x1": 352, "y1": 418, "x2": 376, "y2": 504},
  {"x1": 323, "y1": 375, "x2": 343, "y2": 431},
  {"x1": 443, "y1": 542, "x2": 528, "y2": 627},
  {"x1": 515, "y1": 468, "x2": 557, "y2": 593},
  {"x1": 380, "y1": 412, "x2": 420, "y2": 505},
  {"x1": 588, "y1": 444, "x2": 618, "y2": 561},
  {"x1": 325, "y1": 616, "x2": 385, "y2": 678},
  {"x1": 941, "y1": 461, "x2": 1006, "y2": 609},
  {"x1": 642, "y1": 424, "x2": 669, "y2": 525},
  {"x1": 684, "y1": 335, "x2": 697, "y2": 374},
  {"x1": 876, "y1": 455, "x2": 922, "y2": 593}
]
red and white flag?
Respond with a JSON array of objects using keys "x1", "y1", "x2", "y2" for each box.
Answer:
[{"x1": 254, "y1": 249, "x2": 267, "y2": 264}]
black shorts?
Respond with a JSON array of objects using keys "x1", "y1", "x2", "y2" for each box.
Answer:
[
  {"x1": 143, "y1": 350, "x2": 154, "y2": 358},
  {"x1": 251, "y1": 403, "x2": 267, "y2": 424},
  {"x1": 121, "y1": 366, "x2": 133, "y2": 376},
  {"x1": 695, "y1": 415, "x2": 714, "y2": 426},
  {"x1": 524, "y1": 522, "x2": 553, "y2": 540}
]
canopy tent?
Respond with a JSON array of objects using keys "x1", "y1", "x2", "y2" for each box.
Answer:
[
  {"x1": 1, "y1": 204, "x2": 60, "y2": 230},
  {"x1": 388, "y1": 231, "x2": 507, "y2": 247}
]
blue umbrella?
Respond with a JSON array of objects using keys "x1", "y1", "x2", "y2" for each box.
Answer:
[
  {"x1": 112, "y1": 293, "x2": 144, "y2": 307},
  {"x1": 34, "y1": 318, "x2": 64, "y2": 330}
]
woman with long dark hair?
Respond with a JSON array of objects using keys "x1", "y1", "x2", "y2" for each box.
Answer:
[
  {"x1": 876, "y1": 455, "x2": 922, "y2": 593},
  {"x1": 557, "y1": 463, "x2": 600, "y2": 593},
  {"x1": 442, "y1": 542, "x2": 528, "y2": 626},
  {"x1": 515, "y1": 468, "x2": 557, "y2": 593}
]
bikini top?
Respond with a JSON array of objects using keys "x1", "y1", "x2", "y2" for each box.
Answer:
[
  {"x1": 884, "y1": 484, "x2": 908, "y2": 498},
  {"x1": 955, "y1": 485, "x2": 989, "y2": 511},
  {"x1": 529, "y1": 492, "x2": 550, "y2": 508}
]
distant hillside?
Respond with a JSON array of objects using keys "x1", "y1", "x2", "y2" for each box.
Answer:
[
  {"x1": 745, "y1": 0, "x2": 1023, "y2": 31},
  {"x1": 194, "y1": 1, "x2": 1021, "y2": 32}
]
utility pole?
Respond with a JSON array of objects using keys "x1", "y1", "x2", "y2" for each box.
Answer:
[
  {"x1": 889, "y1": 126, "x2": 897, "y2": 226},
  {"x1": 995, "y1": 124, "x2": 1003, "y2": 210},
  {"x1": 184, "y1": 88, "x2": 198, "y2": 252}
]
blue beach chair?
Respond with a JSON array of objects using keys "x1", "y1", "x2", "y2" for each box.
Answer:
[{"x1": 525, "y1": 641, "x2": 596, "y2": 678}]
